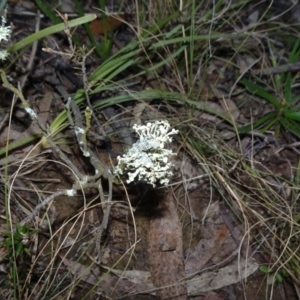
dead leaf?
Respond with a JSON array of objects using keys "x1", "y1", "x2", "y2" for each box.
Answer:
[
  {"x1": 101, "y1": 265, "x2": 153, "y2": 285},
  {"x1": 60, "y1": 256, "x2": 155, "y2": 297},
  {"x1": 59, "y1": 252, "x2": 258, "y2": 298},
  {"x1": 237, "y1": 54, "x2": 259, "y2": 74},
  {"x1": 185, "y1": 202, "x2": 230, "y2": 274},
  {"x1": 0, "y1": 92, "x2": 53, "y2": 164},
  {"x1": 89, "y1": 15, "x2": 127, "y2": 35},
  {"x1": 187, "y1": 257, "x2": 259, "y2": 295},
  {"x1": 203, "y1": 291, "x2": 224, "y2": 300},
  {"x1": 148, "y1": 189, "x2": 187, "y2": 299}
]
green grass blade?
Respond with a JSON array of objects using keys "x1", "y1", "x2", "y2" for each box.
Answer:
[
  {"x1": 0, "y1": 134, "x2": 41, "y2": 157},
  {"x1": 279, "y1": 119, "x2": 300, "y2": 138},
  {"x1": 291, "y1": 94, "x2": 300, "y2": 103},
  {"x1": 149, "y1": 33, "x2": 248, "y2": 48},
  {"x1": 92, "y1": 60, "x2": 137, "y2": 94},
  {"x1": 284, "y1": 73, "x2": 293, "y2": 105},
  {"x1": 92, "y1": 89, "x2": 231, "y2": 122},
  {"x1": 289, "y1": 38, "x2": 300, "y2": 63},
  {"x1": 284, "y1": 109, "x2": 300, "y2": 121},
  {"x1": 51, "y1": 88, "x2": 232, "y2": 140},
  {"x1": 73, "y1": 0, "x2": 102, "y2": 58},
  {"x1": 89, "y1": 48, "x2": 140, "y2": 82},
  {"x1": 8, "y1": 14, "x2": 97, "y2": 53},
  {"x1": 240, "y1": 78, "x2": 280, "y2": 109},
  {"x1": 35, "y1": 0, "x2": 61, "y2": 24},
  {"x1": 238, "y1": 112, "x2": 276, "y2": 133},
  {"x1": 143, "y1": 12, "x2": 181, "y2": 37},
  {"x1": 142, "y1": 45, "x2": 187, "y2": 73}
]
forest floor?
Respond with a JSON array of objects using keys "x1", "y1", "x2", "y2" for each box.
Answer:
[{"x1": 0, "y1": 0, "x2": 300, "y2": 299}]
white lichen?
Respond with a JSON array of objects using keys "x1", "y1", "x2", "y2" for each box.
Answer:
[
  {"x1": 25, "y1": 107, "x2": 37, "y2": 119},
  {"x1": 0, "y1": 24, "x2": 11, "y2": 42},
  {"x1": 74, "y1": 126, "x2": 85, "y2": 135},
  {"x1": 82, "y1": 150, "x2": 90, "y2": 157},
  {"x1": 65, "y1": 189, "x2": 77, "y2": 197},
  {"x1": 0, "y1": 15, "x2": 11, "y2": 61},
  {"x1": 80, "y1": 175, "x2": 89, "y2": 185},
  {"x1": 114, "y1": 120, "x2": 178, "y2": 187},
  {"x1": 0, "y1": 49, "x2": 9, "y2": 61}
]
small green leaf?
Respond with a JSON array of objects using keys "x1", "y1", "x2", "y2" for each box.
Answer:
[
  {"x1": 282, "y1": 269, "x2": 290, "y2": 278},
  {"x1": 4, "y1": 240, "x2": 12, "y2": 247},
  {"x1": 275, "y1": 273, "x2": 283, "y2": 283},
  {"x1": 260, "y1": 265, "x2": 271, "y2": 273},
  {"x1": 16, "y1": 243, "x2": 23, "y2": 257}
]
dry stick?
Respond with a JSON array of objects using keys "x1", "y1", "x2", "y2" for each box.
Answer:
[
  {"x1": 43, "y1": 50, "x2": 114, "y2": 262},
  {"x1": 80, "y1": 47, "x2": 107, "y2": 137},
  {"x1": 2, "y1": 10, "x2": 115, "y2": 261},
  {"x1": 60, "y1": 11, "x2": 106, "y2": 139},
  {"x1": 20, "y1": 190, "x2": 66, "y2": 226},
  {"x1": 52, "y1": 75, "x2": 114, "y2": 262},
  {"x1": 252, "y1": 61, "x2": 300, "y2": 75},
  {"x1": 68, "y1": 45, "x2": 115, "y2": 262},
  {"x1": 95, "y1": 178, "x2": 113, "y2": 263},
  {"x1": 20, "y1": 10, "x2": 41, "y2": 88},
  {"x1": 0, "y1": 112, "x2": 9, "y2": 133},
  {"x1": 67, "y1": 96, "x2": 114, "y2": 263},
  {"x1": 1, "y1": 69, "x2": 85, "y2": 181}
]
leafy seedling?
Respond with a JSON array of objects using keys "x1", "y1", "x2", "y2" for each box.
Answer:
[
  {"x1": 1, "y1": 223, "x2": 34, "y2": 259},
  {"x1": 0, "y1": 223, "x2": 34, "y2": 297}
]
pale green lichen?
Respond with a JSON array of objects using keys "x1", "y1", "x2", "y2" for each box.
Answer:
[
  {"x1": 0, "y1": 24, "x2": 11, "y2": 42},
  {"x1": 114, "y1": 120, "x2": 178, "y2": 187},
  {"x1": 0, "y1": 15, "x2": 11, "y2": 61},
  {"x1": 65, "y1": 189, "x2": 77, "y2": 197}
]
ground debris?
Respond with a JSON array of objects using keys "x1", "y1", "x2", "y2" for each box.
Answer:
[{"x1": 147, "y1": 188, "x2": 187, "y2": 300}]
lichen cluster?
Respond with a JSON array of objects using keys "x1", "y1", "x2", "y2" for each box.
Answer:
[
  {"x1": 114, "y1": 120, "x2": 178, "y2": 187},
  {"x1": 0, "y1": 15, "x2": 11, "y2": 61}
]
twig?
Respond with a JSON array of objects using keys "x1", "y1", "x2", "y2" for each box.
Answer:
[
  {"x1": 20, "y1": 10, "x2": 41, "y2": 88},
  {"x1": 20, "y1": 190, "x2": 66, "y2": 226},
  {"x1": 1, "y1": 12, "x2": 115, "y2": 263},
  {"x1": 251, "y1": 61, "x2": 300, "y2": 75}
]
